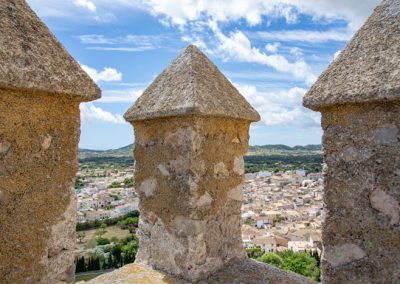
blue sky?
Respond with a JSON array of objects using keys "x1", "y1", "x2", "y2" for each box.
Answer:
[{"x1": 28, "y1": 0, "x2": 380, "y2": 150}]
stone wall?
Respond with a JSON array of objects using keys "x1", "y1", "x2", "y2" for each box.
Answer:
[
  {"x1": 0, "y1": 1, "x2": 100, "y2": 282},
  {"x1": 101, "y1": 44, "x2": 316, "y2": 284},
  {"x1": 133, "y1": 116, "x2": 248, "y2": 281},
  {"x1": 0, "y1": 90, "x2": 80, "y2": 283},
  {"x1": 320, "y1": 103, "x2": 400, "y2": 283},
  {"x1": 88, "y1": 111, "x2": 315, "y2": 283},
  {"x1": 304, "y1": 1, "x2": 400, "y2": 282}
]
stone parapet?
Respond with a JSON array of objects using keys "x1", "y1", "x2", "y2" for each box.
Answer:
[
  {"x1": 0, "y1": 1, "x2": 100, "y2": 282},
  {"x1": 118, "y1": 45, "x2": 314, "y2": 283},
  {"x1": 318, "y1": 103, "x2": 400, "y2": 283},
  {"x1": 132, "y1": 116, "x2": 249, "y2": 280},
  {"x1": 85, "y1": 259, "x2": 315, "y2": 284},
  {"x1": 0, "y1": 91, "x2": 81, "y2": 283},
  {"x1": 304, "y1": 0, "x2": 400, "y2": 282},
  {"x1": 304, "y1": 0, "x2": 400, "y2": 110},
  {"x1": 0, "y1": 0, "x2": 100, "y2": 100}
]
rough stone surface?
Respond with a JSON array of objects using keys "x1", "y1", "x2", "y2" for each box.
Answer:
[
  {"x1": 83, "y1": 263, "x2": 179, "y2": 284},
  {"x1": 0, "y1": 90, "x2": 80, "y2": 283},
  {"x1": 370, "y1": 187, "x2": 399, "y2": 225},
  {"x1": 304, "y1": 0, "x2": 400, "y2": 110},
  {"x1": 85, "y1": 260, "x2": 315, "y2": 284},
  {"x1": 320, "y1": 103, "x2": 400, "y2": 283},
  {"x1": 324, "y1": 243, "x2": 366, "y2": 267},
  {"x1": 0, "y1": 0, "x2": 100, "y2": 101},
  {"x1": 125, "y1": 115, "x2": 314, "y2": 283},
  {"x1": 124, "y1": 45, "x2": 260, "y2": 122},
  {"x1": 132, "y1": 117, "x2": 249, "y2": 281},
  {"x1": 119, "y1": 45, "x2": 316, "y2": 283}
]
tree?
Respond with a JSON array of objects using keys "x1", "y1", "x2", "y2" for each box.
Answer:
[
  {"x1": 273, "y1": 215, "x2": 282, "y2": 224},
  {"x1": 118, "y1": 217, "x2": 139, "y2": 230},
  {"x1": 75, "y1": 256, "x2": 86, "y2": 273},
  {"x1": 93, "y1": 257, "x2": 101, "y2": 270},
  {"x1": 77, "y1": 231, "x2": 86, "y2": 243},
  {"x1": 124, "y1": 177, "x2": 134, "y2": 188},
  {"x1": 105, "y1": 204, "x2": 115, "y2": 210},
  {"x1": 96, "y1": 237, "x2": 110, "y2": 245},
  {"x1": 246, "y1": 245, "x2": 264, "y2": 259},
  {"x1": 87, "y1": 257, "x2": 93, "y2": 271},
  {"x1": 95, "y1": 223, "x2": 107, "y2": 239},
  {"x1": 311, "y1": 250, "x2": 321, "y2": 267},
  {"x1": 277, "y1": 250, "x2": 320, "y2": 281},
  {"x1": 105, "y1": 253, "x2": 113, "y2": 269},
  {"x1": 75, "y1": 176, "x2": 85, "y2": 189},
  {"x1": 108, "y1": 181, "x2": 122, "y2": 188},
  {"x1": 112, "y1": 245, "x2": 123, "y2": 268},
  {"x1": 258, "y1": 252, "x2": 284, "y2": 268}
]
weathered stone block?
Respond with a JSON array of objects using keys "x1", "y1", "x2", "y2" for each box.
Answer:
[
  {"x1": 0, "y1": 1, "x2": 100, "y2": 282},
  {"x1": 320, "y1": 103, "x2": 400, "y2": 283},
  {"x1": 85, "y1": 260, "x2": 316, "y2": 284},
  {"x1": 132, "y1": 117, "x2": 249, "y2": 280},
  {"x1": 120, "y1": 45, "x2": 314, "y2": 284},
  {"x1": 0, "y1": 91, "x2": 80, "y2": 283},
  {"x1": 304, "y1": 1, "x2": 400, "y2": 282}
]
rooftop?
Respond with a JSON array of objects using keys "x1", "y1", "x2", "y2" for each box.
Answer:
[
  {"x1": 304, "y1": 0, "x2": 400, "y2": 110},
  {"x1": 0, "y1": 0, "x2": 100, "y2": 101},
  {"x1": 124, "y1": 45, "x2": 260, "y2": 122}
]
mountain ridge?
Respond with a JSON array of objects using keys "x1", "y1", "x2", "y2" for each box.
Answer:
[{"x1": 78, "y1": 143, "x2": 322, "y2": 159}]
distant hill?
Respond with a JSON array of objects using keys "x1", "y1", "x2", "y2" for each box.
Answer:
[
  {"x1": 78, "y1": 143, "x2": 322, "y2": 159},
  {"x1": 78, "y1": 143, "x2": 323, "y2": 172},
  {"x1": 247, "y1": 144, "x2": 322, "y2": 156},
  {"x1": 249, "y1": 144, "x2": 321, "y2": 152}
]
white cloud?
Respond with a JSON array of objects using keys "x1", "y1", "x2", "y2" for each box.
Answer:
[
  {"x1": 29, "y1": 0, "x2": 379, "y2": 31},
  {"x1": 210, "y1": 26, "x2": 316, "y2": 84},
  {"x1": 79, "y1": 34, "x2": 166, "y2": 51},
  {"x1": 235, "y1": 84, "x2": 320, "y2": 128},
  {"x1": 81, "y1": 64, "x2": 122, "y2": 83},
  {"x1": 290, "y1": 47, "x2": 303, "y2": 58},
  {"x1": 98, "y1": 89, "x2": 143, "y2": 103},
  {"x1": 87, "y1": 47, "x2": 154, "y2": 52},
  {"x1": 334, "y1": 50, "x2": 342, "y2": 59},
  {"x1": 181, "y1": 35, "x2": 207, "y2": 50},
  {"x1": 79, "y1": 34, "x2": 115, "y2": 44},
  {"x1": 143, "y1": 0, "x2": 379, "y2": 30},
  {"x1": 73, "y1": 0, "x2": 96, "y2": 12},
  {"x1": 253, "y1": 29, "x2": 353, "y2": 43},
  {"x1": 143, "y1": 0, "x2": 298, "y2": 27},
  {"x1": 80, "y1": 103, "x2": 126, "y2": 124},
  {"x1": 265, "y1": 42, "x2": 280, "y2": 53}
]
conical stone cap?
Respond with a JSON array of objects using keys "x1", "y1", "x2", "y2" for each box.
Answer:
[
  {"x1": 124, "y1": 45, "x2": 260, "y2": 122},
  {"x1": 304, "y1": 0, "x2": 400, "y2": 110},
  {"x1": 0, "y1": 0, "x2": 100, "y2": 101}
]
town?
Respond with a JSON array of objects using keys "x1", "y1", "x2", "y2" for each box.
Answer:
[
  {"x1": 75, "y1": 166, "x2": 138, "y2": 223},
  {"x1": 75, "y1": 166, "x2": 323, "y2": 255}
]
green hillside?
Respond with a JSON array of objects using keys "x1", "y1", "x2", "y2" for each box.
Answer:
[
  {"x1": 79, "y1": 143, "x2": 321, "y2": 159},
  {"x1": 248, "y1": 144, "x2": 321, "y2": 156},
  {"x1": 78, "y1": 144, "x2": 323, "y2": 173},
  {"x1": 79, "y1": 144, "x2": 134, "y2": 159}
]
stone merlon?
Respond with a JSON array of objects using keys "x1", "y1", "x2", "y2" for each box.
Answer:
[
  {"x1": 119, "y1": 45, "x2": 313, "y2": 284},
  {"x1": 303, "y1": 0, "x2": 400, "y2": 110},
  {"x1": 303, "y1": 1, "x2": 400, "y2": 283},
  {"x1": 0, "y1": 0, "x2": 101, "y2": 101},
  {"x1": 124, "y1": 45, "x2": 260, "y2": 122},
  {"x1": 0, "y1": 1, "x2": 100, "y2": 282}
]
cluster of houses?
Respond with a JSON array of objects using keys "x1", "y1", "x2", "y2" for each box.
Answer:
[
  {"x1": 75, "y1": 169, "x2": 139, "y2": 223},
  {"x1": 241, "y1": 170, "x2": 323, "y2": 254},
  {"x1": 75, "y1": 167, "x2": 323, "y2": 254}
]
